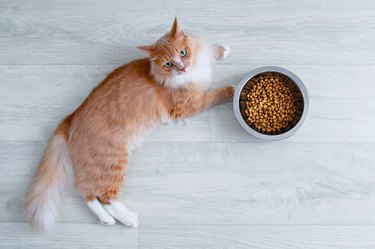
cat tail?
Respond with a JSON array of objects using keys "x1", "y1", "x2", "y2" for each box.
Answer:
[{"x1": 24, "y1": 116, "x2": 73, "y2": 232}]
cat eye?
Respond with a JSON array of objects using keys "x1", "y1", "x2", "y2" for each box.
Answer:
[
  {"x1": 164, "y1": 61, "x2": 173, "y2": 68},
  {"x1": 180, "y1": 49, "x2": 187, "y2": 57}
]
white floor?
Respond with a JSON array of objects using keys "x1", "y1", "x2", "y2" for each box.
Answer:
[{"x1": 1, "y1": 0, "x2": 375, "y2": 248}]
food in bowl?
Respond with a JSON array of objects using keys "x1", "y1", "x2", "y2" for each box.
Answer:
[
  {"x1": 235, "y1": 67, "x2": 307, "y2": 139},
  {"x1": 241, "y1": 73, "x2": 298, "y2": 134},
  {"x1": 234, "y1": 66, "x2": 309, "y2": 140}
]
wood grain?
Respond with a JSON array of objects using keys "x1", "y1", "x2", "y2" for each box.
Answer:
[
  {"x1": 1, "y1": 0, "x2": 374, "y2": 247},
  {"x1": 0, "y1": 0, "x2": 374, "y2": 65},
  {"x1": 1, "y1": 141, "x2": 375, "y2": 226},
  {"x1": 140, "y1": 225, "x2": 375, "y2": 249},
  {"x1": 0, "y1": 65, "x2": 209, "y2": 142},
  {"x1": 211, "y1": 65, "x2": 375, "y2": 142},
  {"x1": 0, "y1": 222, "x2": 138, "y2": 249},
  {"x1": 1, "y1": 65, "x2": 374, "y2": 142}
]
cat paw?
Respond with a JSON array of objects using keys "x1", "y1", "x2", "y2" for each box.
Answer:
[
  {"x1": 99, "y1": 216, "x2": 116, "y2": 226},
  {"x1": 224, "y1": 85, "x2": 235, "y2": 102},
  {"x1": 103, "y1": 200, "x2": 140, "y2": 228},
  {"x1": 227, "y1": 85, "x2": 235, "y2": 94},
  {"x1": 216, "y1": 44, "x2": 231, "y2": 59},
  {"x1": 116, "y1": 210, "x2": 139, "y2": 228}
]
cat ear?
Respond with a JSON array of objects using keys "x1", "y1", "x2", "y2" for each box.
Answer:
[
  {"x1": 137, "y1": 45, "x2": 155, "y2": 53},
  {"x1": 170, "y1": 17, "x2": 184, "y2": 39}
]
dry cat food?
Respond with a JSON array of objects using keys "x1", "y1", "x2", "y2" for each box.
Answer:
[{"x1": 241, "y1": 73, "x2": 297, "y2": 134}]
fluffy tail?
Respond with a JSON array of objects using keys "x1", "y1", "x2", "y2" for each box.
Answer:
[{"x1": 24, "y1": 118, "x2": 73, "y2": 232}]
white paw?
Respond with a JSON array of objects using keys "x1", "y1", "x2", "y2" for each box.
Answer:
[
  {"x1": 216, "y1": 44, "x2": 231, "y2": 59},
  {"x1": 99, "y1": 216, "x2": 116, "y2": 226},
  {"x1": 103, "y1": 199, "x2": 139, "y2": 228},
  {"x1": 117, "y1": 210, "x2": 139, "y2": 228},
  {"x1": 86, "y1": 199, "x2": 116, "y2": 226}
]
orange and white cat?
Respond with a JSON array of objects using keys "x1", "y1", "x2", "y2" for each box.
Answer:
[{"x1": 24, "y1": 18, "x2": 233, "y2": 232}]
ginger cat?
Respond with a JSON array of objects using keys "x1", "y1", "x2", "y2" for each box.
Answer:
[{"x1": 24, "y1": 18, "x2": 234, "y2": 232}]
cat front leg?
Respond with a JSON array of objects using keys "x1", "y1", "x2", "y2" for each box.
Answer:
[
  {"x1": 169, "y1": 85, "x2": 234, "y2": 120},
  {"x1": 208, "y1": 85, "x2": 235, "y2": 105},
  {"x1": 215, "y1": 44, "x2": 231, "y2": 60}
]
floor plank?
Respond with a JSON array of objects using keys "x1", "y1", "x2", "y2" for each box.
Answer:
[
  {"x1": 211, "y1": 65, "x2": 375, "y2": 142},
  {"x1": 1, "y1": 0, "x2": 374, "y2": 65},
  {"x1": 1, "y1": 65, "x2": 374, "y2": 142},
  {"x1": 0, "y1": 222, "x2": 138, "y2": 249},
  {"x1": 140, "y1": 225, "x2": 375, "y2": 249},
  {"x1": 0, "y1": 65, "x2": 209, "y2": 142},
  {"x1": 2, "y1": 141, "x2": 375, "y2": 225},
  {"x1": 1, "y1": 0, "x2": 375, "y2": 247}
]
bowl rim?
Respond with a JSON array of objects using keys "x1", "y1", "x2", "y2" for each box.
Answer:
[{"x1": 233, "y1": 66, "x2": 309, "y2": 141}]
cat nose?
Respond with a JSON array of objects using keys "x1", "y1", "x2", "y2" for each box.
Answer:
[{"x1": 179, "y1": 66, "x2": 186, "y2": 72}]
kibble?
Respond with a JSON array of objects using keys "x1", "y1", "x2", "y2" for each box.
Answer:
[{"x1": 243, "y1": 73, "x2": 297, "y2": 134}]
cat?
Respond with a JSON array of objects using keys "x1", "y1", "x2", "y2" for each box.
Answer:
[{"x1": 24, "y1": 18, "x2": 234, "y2": 232}]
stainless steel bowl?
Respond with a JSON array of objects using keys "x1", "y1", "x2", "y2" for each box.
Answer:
[{"x1": 233, "y1": 66, "x2": 309, "y2": 141}]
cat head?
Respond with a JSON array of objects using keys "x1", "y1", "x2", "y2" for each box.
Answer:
[{"x1": 138, "y1": 18, "x2": 201, "y2": 88}]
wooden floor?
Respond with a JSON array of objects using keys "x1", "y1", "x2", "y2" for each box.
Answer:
[{"x1": 1, "y1": 0, "x2": 375, "y2": 248}]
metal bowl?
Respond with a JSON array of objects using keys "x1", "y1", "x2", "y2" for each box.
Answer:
[{"x1": 233, "y1": 66, "x2": 309, "y2": 141}]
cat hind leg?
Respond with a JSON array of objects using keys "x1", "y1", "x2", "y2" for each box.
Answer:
[
  {"x1": 86, "y1": 197, "x2": 116, "y2": 225},
  {"x1": 101, "y1": 198, "x2": 139, "y2": 228}
]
